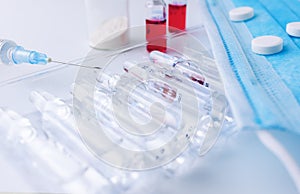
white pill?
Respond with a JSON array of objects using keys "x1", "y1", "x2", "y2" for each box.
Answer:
[
  {"x1": 251, "y1": 35, "x2": 283, "y2": 55},
  {"x1": 286, "y1": 22, "x2": 300, "y2": 37},
  {"x1": 229, "y1": 6, "x2": 254, "y2": 22}
]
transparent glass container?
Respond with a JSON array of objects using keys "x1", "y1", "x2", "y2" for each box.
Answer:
[
  {"x1": 84, "y1": 0, "x2": 129, "y2": 50},
  {"x1": 168, "y1": 0, "x2": 187, "y2": 32},
  {"x1": 145, "y1": 0, "x2": 167, "y2": 52}
]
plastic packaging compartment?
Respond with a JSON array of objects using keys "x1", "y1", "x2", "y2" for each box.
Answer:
[{"x1": 0, "y1": 26, "x2": 229, "y2": 193}]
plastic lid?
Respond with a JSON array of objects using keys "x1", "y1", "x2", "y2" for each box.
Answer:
[
  {"x1": 229, "y1": 6, "x2": 254, "y2": 22},
  {"x1": 286, "y1": 22, "x2": 300, "y2": 37},
  {"x1": 251, "y1": 35, "x2": 283, "y2": 55}
]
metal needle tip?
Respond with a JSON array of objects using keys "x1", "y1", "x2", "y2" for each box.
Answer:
[{"x1": 50, "y1": 59, "x2": 101, "y2": 70}]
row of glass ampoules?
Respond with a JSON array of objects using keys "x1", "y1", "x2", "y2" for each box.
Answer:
[
  {"x1": 72, "y1": 50, "x2": 230, "y2": 168},
  {"x1": 0, "y1": 51, "x2": 233, "y2": 193}
]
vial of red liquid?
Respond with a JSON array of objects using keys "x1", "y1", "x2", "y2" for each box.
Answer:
[
  {"x1": 145, "y1": 0, "x2": 167, "y2": 53},
  {"x1": 168, "y1": 0, "x2": 187, "y2": 32}
]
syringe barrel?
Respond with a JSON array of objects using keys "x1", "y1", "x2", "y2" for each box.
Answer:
[{"x1": 0, "y1": 39, "x2": 17, "y2": 65}]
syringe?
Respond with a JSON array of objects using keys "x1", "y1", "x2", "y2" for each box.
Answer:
[{"x1": 0, "y1": 39, "x2": 100, "y2": 69}]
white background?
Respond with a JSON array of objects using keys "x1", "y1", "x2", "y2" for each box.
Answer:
[{"x1": 0, "y1": 0, "x2": 299, "y2": 193}]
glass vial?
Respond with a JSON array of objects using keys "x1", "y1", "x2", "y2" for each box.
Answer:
[
  {"x1": 168, "y1": 0, "x2": 187, "y2": 32},
  {"x1": 145, "y1": 0, "x2": 167, "y2": 53}
]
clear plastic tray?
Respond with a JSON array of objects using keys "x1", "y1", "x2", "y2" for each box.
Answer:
[{"x1": 0, "y1": 25, "x2": 230, "y2": 193}]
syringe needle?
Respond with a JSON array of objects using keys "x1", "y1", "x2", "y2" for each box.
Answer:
[{"x1": 50, "y1": 59, "x2": 101, "y2": 70}]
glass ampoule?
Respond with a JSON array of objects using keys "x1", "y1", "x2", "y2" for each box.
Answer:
[
  {"x1": 96, "y1": 73, "x2": 181, "y2": 130},
  {"x1": 30, "y1": 90, "x2": 122, "y2": 182},
  {"x1": 123, "y1": 60, "x2": 212, "y2": 106},
  {"x1": 29, "y1": 91, "x2": 79, "y2": 143},
  {"x1": 0, "y1": 108, "x2": 91, "y2": 185},
  {"x1": 0, "y1": 108, "x2": 66, "y2": 188},
  {"x1": 149, "y1": 51, "x2": 209, "y2": 87},
  {"x1": 123, "y1": 61, "x2": 180, "y2": 103}
]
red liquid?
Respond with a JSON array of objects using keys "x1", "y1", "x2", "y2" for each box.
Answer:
[
  {"x1": 191, "y1": 75, "x2": 205, "y2": 85},
  {"x1": 146, "y1": 19, "x2": 167, "y2": 53},
  {"x1": 168, "y1": 4, "x2": 187, "y2": 32}
]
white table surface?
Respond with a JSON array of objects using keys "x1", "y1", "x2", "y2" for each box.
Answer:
[{"x1": 0, "y1": 0, "x2": 299, "y2": 193}]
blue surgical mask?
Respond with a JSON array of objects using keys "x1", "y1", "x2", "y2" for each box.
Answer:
[{"x1": 200, "y1": 0, "x2": 300, "y2": 134}]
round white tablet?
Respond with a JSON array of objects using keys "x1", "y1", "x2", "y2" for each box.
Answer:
[
  {"x1": 251, "y1": 35, "x2": 283, "y2": 55},
  {"x1": 286, "y1": 22, "x2": 300, "y2": 37},
  {"x1": 229, "y1": 6, "x2": 254, "y2": 22}
]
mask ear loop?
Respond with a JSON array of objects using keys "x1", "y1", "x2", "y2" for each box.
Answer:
[{"x1": 257, "y1": 130, "x2": 300, "y2": 193}]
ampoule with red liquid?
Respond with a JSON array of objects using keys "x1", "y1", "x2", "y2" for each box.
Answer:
[
  {"x1": 168, "y1": 0, "x2": 187, "y2": 32},
  {"x1": 145, "y1": 0, "x2": 167, "y2": 53}
]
